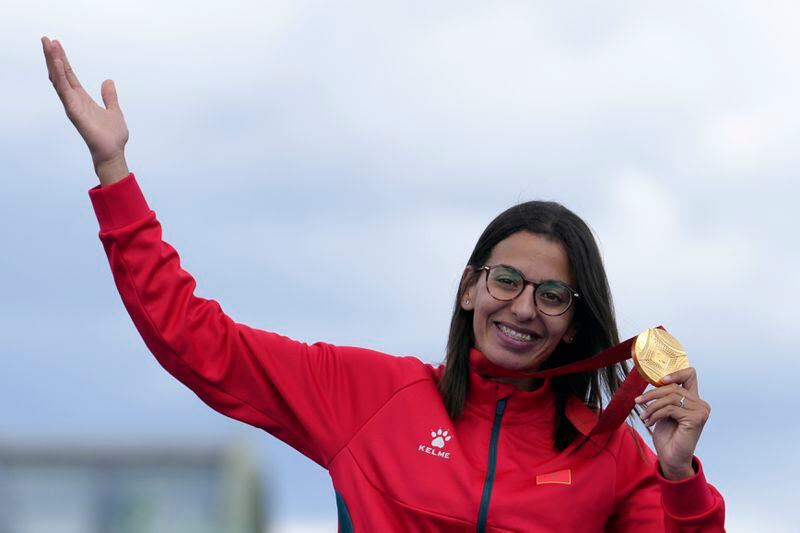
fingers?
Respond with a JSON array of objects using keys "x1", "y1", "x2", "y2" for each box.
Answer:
[
  {"x1": 41, "y1": 37, "x2": 84, "y2": 93},
  {"x1": 636, "y1": 383, "x2": 695, "y2": 407},
  {"x1": 52, "y1": 58, "x2": 73, "y2": 98},
  {"x1": 662, "y1": 367, "x2": 699, "y2": 394},
  {"x1": 52, "y1": 39, "x2": 84, "y2": 91},
  {"x1": 42, "y1": 37, "x2": 71, "y2": 98},
  {"x1": 42, "y1": 36, "x2": 58, "y2": 84},
  {"x1": 645, "y1": 400, "x2": 709, "y2": 429},
  {"x1": 637, "y1": 387, "x2": 689, "y2": 426},
  {"x1": 644, "y1": 405, "x2": 683, "y2": 427},
  {"x1": 635, "y1": 382, "x2": 711, "y2": 428},
  {"x1": 101, "y1": 79, "x2": 120, "y2": 111}
]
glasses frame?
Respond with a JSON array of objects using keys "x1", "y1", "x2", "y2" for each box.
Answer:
[{"x1": 478, "y1": 265, "x2": 580, "y2": 317}]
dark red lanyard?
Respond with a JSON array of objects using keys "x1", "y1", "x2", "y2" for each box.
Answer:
[{"x1": 469, "y1": 327, "x2": 664, "y2": 435}]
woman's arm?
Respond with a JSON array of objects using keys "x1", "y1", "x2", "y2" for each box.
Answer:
[
  {"x1": 44, "y1": 38, "x2": 426, "y2": 467},
  {"x1": 92, "y1": 178, "x2": 422, "y2": 465},
  {"x1": 608, "y1": 362, "x2": 725, "y2": 531},
  {"x1": 608, "y1": 426, "x2": 726, "y2": 532}
]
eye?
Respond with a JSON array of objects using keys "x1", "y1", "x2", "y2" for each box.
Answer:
[
  {"x1": 495, "y1": 275, "x2": 519, "y2": 286},
  {"x1": 538, "y1": 284, "x2": 568, "y2": 303},
  {"x1": 541, "y1": 291, "x2": 561, "y2": 302},
  {"x1": 490, "y1": 267, "x2": 522, "y2": 288}
]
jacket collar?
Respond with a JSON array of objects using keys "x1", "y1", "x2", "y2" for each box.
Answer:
[{"x1": 466, "y1": 348, "x2": 599, "y2": 434}]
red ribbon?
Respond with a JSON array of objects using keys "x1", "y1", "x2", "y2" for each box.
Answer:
[{"x1": 469, "y1": 326, "x2": 666, "y2": 435}]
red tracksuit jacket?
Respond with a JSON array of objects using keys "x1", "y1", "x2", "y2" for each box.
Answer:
[{"x1": 88, "y1": 173, "x2": 726, "y2": 532}]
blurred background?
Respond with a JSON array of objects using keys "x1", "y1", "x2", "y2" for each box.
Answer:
[{"x1": 3, "y1": 0, "x2": 798, "y2": 531}]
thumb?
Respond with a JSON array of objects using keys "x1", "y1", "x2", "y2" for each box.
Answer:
[{"x1": 101, "y1": 79, "x2": 120, "y2": 111}]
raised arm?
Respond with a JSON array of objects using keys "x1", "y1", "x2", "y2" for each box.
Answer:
[
  {"x1": 42, "y1": 38, "x2": 426, "y2": 468},
  {"x1": 41, "y1": 36, "x2": 129, "y2": 186}
]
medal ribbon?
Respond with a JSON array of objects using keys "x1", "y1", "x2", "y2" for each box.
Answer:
[{"x1": 469, "y1": 326, "x2": 666, "y2": 435}]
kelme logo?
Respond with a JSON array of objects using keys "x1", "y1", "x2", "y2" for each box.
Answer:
[{"x1": 418, "y1": 428, "x2": 453, "y2": 459}]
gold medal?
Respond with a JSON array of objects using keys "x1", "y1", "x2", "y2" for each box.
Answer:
[{"x1": 631, "y1": 328, "x2": 690, "y2": 386}]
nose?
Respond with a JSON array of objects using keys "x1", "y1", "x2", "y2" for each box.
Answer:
[{"x1": 509, "y1": 284, "x2": 538, "y2": 321}]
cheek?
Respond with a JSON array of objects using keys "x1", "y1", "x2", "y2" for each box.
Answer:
[
  {"x1": 471, "y1": 297, "x2": 500, "y2": 336},
  {"x1": 542, "y1": 313, "x2": 574, "y2": 340},
  {"x1": 473, "y1": 293, "x2": 503, "y2": 320}
]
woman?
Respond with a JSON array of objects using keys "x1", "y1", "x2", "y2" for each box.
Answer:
[{"x1": 42, "y1": 36, "x2": 725, "y2": 531}]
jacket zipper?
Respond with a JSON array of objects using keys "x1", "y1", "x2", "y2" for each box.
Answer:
[{"x1": 477, "y1": 397, "x2": 507, "y2": 532}]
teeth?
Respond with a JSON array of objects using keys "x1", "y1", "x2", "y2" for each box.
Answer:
[{"x1": 498, "y1": 323, "x2": 534, "y2": 342}]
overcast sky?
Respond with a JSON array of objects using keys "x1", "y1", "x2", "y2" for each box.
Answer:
[{"x1": 3, "y1": 1, "x2": 798, "y2": 531}]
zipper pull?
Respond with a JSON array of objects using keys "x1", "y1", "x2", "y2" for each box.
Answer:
[{"x1": 496, "y1": 398, "x2": 507, "y2": 416}]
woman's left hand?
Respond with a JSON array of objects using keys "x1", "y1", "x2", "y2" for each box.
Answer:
[{"x1": 634, "y1": 367, "x2": 711, "y2": 480}]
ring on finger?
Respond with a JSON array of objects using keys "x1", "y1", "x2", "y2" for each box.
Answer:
[{"x1": 679, "y1": 396, "x2": 685, "y2": 408}]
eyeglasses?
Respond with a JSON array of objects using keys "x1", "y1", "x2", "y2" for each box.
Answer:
[{"x1": 479, "y1": 265, "x2": 580, "y2": 316}]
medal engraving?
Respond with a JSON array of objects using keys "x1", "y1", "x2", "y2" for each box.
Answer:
[{"x1": 632, "y1": 328, "x2": 690, "y2": 386}]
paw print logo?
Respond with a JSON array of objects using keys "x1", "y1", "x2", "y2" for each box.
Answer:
[{"x1": 430, "y1": 428, "x2": 452, "y2": 449}]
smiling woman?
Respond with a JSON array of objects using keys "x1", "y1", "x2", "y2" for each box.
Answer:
[
  {"x1": 42, "y1": 34, "x2": 725, "y2": 531},
  {"x1": 463, "y1": 231, "x2": 578, "y2": 374}
]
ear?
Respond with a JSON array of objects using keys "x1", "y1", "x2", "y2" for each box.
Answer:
[{"x1": 459, "y1": 267, "x2": 478, "y2": 311}]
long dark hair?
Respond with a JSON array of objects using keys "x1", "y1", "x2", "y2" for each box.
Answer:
[{"x1": 437, "y1": 200, "x2": 629, "y2": 450}]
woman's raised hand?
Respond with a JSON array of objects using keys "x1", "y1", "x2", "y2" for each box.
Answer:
[{"x1": 42, "y1": 36, "x2": 130, "y2": 186}]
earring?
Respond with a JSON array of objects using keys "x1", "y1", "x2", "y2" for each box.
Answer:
[{"x1": 463, "y1": 298, "x2": 471, "y2": 305}]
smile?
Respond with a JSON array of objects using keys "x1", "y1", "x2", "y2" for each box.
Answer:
[{"x1": 495, "y1": 322, "x2": 540, "y2": 343}]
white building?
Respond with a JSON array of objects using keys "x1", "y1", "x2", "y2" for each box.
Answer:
[{"x1": 0, "y1": 440, "x2": 265, "y2": 533}]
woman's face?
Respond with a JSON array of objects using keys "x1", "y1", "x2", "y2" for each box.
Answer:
[{"x1": 461, "y1": 231, "x2": 577, "y2": 373}]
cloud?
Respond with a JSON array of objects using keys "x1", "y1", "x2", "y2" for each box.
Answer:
[{"x1": 5, "y1": 0, "x2": 799, "y2": 528}]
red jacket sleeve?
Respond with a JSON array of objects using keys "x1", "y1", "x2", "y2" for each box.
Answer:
[
  {"x1": 88, "y1": 173, "x2": 425, "y2": 468},
  {"x1": 607, "y1": 426, "x2": 726, "y2": 532}
]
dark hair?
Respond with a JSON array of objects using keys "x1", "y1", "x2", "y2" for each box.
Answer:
[{"x1": 437, "y1": 200, "x2": 631, "y2": 450}]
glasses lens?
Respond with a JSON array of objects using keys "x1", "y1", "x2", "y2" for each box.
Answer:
[
  {"x1": 486, "y1": 266, "x2": 524, "y2": 300},
  {"x1": 535, "y1": 282, "x2": 572, "y2": 316}
]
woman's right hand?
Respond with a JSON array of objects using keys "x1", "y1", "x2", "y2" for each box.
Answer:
[{"x1": 42, "y1": 36, "x2": 130, "y2": 186}]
